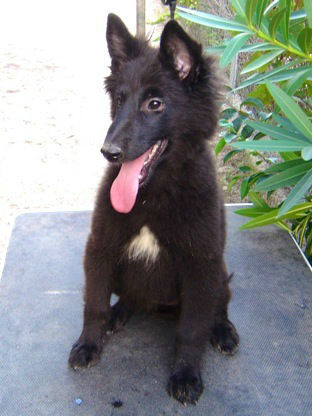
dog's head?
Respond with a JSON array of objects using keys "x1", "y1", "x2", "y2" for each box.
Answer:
[{"x1": 103, "y1": 14, "x2": 221, "y2": 213}]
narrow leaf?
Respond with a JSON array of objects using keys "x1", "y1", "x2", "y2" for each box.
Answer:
[
  {"x1": 239, "y1": 202, "x2": 312, "y2": 229},
  {"x1": 279, "y1": 0, "x2": 291, "y2": 42},
  {"x1": 297, "y1": 28, "x2": 312, "y2": 54},
  {"x1": 241, "y1": 177, "x2": 250, "y2": 199},
  {"x1": 215, "y1": 138, "x2": 226, "y2": 155},
  {"x1": 224, "y1": 149, "x2": 242, "y2": 162},
  {"x1": 266, "y1": 82, "x2": 312, "y2": 142},
  {"x1": 264, "y1": 159, "x2": 305, "y2": 173},
  {"x1": 255, "y1": 161, "x2": 312, "y2": 191},
  {"x1": 304, "y1": 0, "x2": 312, "y2": 27},
  {"x1": 235, "y1": 206, "x2": 272, "y2": 217},
  {"x1": 280, "y1": 152, "x2": 300, "y2": 161},
  {"x1": 256, "y1": 0, "x2": 269, "y2": 27},
  {"x1": 176, "y1": 8, "x2": 252, "y2": 32},
  {"x1": 233, "y1": 59, "x2": 301, "y2": 91},
  {"x1": 290, "y1": 9, "x2": 307, "y2": 21},
  {"x1": 232, "y1": 139, "x2": 305, "y2": 151},
  {"x1": 286, "y1": 68, "x2": 312, "y2": 95},
  {"x1": 246, "y1": 0, "x2": 258, "y2": 23},
  {"x1": 245, "y1": 119, "x2": 312, "y2": 144},
  {"x1": 241, "y1": 97, "x2": 263, "y2": 109},
  {"x1": 241, "y1": 49, "x2": 284, "y2": 74},
  {"x1": 269, "y1": 8, "x2": 286, "y2": 38},
  {"x1": 220, "y1": 33, "x2": 251, "y2": 68},
  {"x1": 232, "y1": 0, "x2": 247, "y2": 17},
  {"x1": 264, "y1": 0, "x2": 279, "y2": 16},
  {"x1": 278, "y1": 168, "x2": 312, "y2": 216},
  {"x1": 258, "y1": 65, "x2": 312, "y2": 83},
  {"x1": 248, "y1": 191, "x2": 269, "y2": 207}
]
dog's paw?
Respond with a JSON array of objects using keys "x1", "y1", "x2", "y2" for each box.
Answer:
[
  {"x1": 167, "y1": 367, "x2": 203, "y2": 405},
  {"x1": 68, "y1": 340, "x2": 102, "y2": 369},
  {"x1": 210, "y1": 319, "x2": 239, "y2": 355}
]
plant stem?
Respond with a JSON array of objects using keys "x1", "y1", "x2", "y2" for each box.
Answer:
[{"x1": 250, "y1": 27, "x2": 312, "y2": 62}]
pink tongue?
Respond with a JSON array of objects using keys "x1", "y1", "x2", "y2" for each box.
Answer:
[{"x1": 110, "y1": 150, "x2": 149, "y2": 213}]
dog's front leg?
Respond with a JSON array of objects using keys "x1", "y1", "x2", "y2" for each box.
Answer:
[
  {"x1": 167, "y1": 264, "x2": 219, "y2": 405},
  {"x1": 68, "y1": 236, "x2": 112, "y2": 369}
]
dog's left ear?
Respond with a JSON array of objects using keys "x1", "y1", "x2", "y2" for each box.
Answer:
[
  {"x1": 106, "y1": 13, "x2": 139, "y2": 72},
  {"x1": 159, "y1": 20, "x2": 202, "y2": 82}
]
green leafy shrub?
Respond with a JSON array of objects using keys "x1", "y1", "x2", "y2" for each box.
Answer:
[{"x1": 177, "y1": 0, "x2": 312, "y2": 262}]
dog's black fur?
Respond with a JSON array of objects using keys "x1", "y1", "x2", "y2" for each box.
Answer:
[{"x1": 68, "y1": 14, "x2": 239, "y2": 405}]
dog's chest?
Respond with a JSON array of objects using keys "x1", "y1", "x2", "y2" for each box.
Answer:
[{"x1": 125, "y1": 225, "x2": 160, "y2": 265}]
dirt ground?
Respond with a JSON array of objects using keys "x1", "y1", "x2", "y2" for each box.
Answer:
[{"x1": 0, "y1": 0, "x2": 239, "y2": 274}]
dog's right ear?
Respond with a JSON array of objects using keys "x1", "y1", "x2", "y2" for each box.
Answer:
[{"x1": 106, "y1": 14, "x2": 139, "y2": 72}]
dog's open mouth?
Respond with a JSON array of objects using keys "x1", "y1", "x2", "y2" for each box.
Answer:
[
  {"x1": 139, "y1": 139, "x2": 168, "y2": 186},
  {"x1": 110, "y1": 139, "x2": 168, "y2": 214}
]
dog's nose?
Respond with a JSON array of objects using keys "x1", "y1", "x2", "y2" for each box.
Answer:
[{"x1": 101, "y1": 144, "x2": 123, "y2": 162}]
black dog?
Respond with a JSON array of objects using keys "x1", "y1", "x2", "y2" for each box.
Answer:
[{"x1": 68, "y1": 14, "x2": 239, "y2": 405}]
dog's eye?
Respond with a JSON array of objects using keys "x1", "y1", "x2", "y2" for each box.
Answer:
[
  {"x1": 149, "y1": 100, "x2": 161, "y2": 110},
  {"x1": 144, "y1": 98, "x2": 164, "y2": 113},
  {"x1": 116, "y1": 96, "x2": 122, "y2": 108}
]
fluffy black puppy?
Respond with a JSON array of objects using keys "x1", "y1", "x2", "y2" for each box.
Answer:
[{"x1": 68, "y1": 14, "x2": 239, "y2": 405}]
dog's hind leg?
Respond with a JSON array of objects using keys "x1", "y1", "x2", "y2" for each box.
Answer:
[
  {"x1": 68, "y1": 237, "x2": 113, "y2": 369},
  {"x1": 106, "y1": 298, "x2": 133, "y2": 333},
  {"x1": 210, "y1": 269, "x2": 239, "y2": 356}
]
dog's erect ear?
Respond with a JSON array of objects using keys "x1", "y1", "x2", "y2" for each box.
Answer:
[
  {"x1": 159, "y1": 20, "x2": 202, "y2": 82},
  {"x1": 106, "y1": 14, "x2": 139, "y2": 71}
]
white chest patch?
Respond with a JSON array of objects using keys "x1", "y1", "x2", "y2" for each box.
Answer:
[{"x1": 127, "y1": 225, "x2": 160, "y2": 264}]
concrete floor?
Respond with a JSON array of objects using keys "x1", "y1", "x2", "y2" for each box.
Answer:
[{"x1": 0, "y1": 206, "x2": 311, "y2": 415}]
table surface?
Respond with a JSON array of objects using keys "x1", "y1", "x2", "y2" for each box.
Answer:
[{"x1": 0, "y1": 207, "x2": 311, "y2": 416}]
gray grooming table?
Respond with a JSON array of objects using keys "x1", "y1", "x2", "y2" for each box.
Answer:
[{"x1": 0, "y1": 207, "x2": 311, "y2": 416}]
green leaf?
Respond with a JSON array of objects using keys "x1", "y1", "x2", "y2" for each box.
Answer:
[
  {"x1": 244, "y1": 119, "x2": 312, "y2": 144},
  {"x1": 220, "y1": 33, "x2": 251, "y2": 68},
  {"x1": 239, "y1": 165, "x2": 252, "y2": 172},
  {"x1": 248, "y1": 191, "x2": 269, "y2": 208},
  {"x1": 241, "y1": 49, "x2": 284, "y2": 74},
  {"x1": 290, "y1": 9, "x2": 307, "y2": 21},
  {"x1": 224, "y1": 133, "x2": 238, "y2": 143},
  {"x1": 235, "y1": 206, "x2": 272, "y2": 217},
  {"x1": 279, "y1": 0, "x2": 291, "y2": 42},
  {"x1": 240, "y1": 42, "x2": 284, "y2": 52},
  {"x1": 286, "y1": 68, "x2": 312, "y2": 96},
  {"x1": 231, "y1": 139, "x2": 305, "y2": 152},
  {"x1": 240, "y1": 177, "x2": 250, "y2": 198},
  {"x1": 266, "y1": 82, "x2": 312, "y2": 142},
  {"x1": 304, "y1": 0, "x2": 312, "y2": 27},
  {"x1": 228, "y1": 175, "x2": 241, "y2": 192},
  {"x1": 280, "y1": 152, "x2": 300, "y2": 161},
  {"x1": 233, "y1": 59, "x2": 301, "y2": 91},
  {"x1": 232, "y1": 0, "x2": 247, "y2": 17},
  {"x1": 176, "y1": 7, "x2": 252, "y2": 32},
  {"x1": 221, "y1": 108, "x2": 237, "y2": 119},
  {"x1": 268, "y1": 8, "x2": 286, "y2": 38},
  {"x1": 240, "y1": 97, "x2": 263, "y2": 109},
  {"x1": 297, "y1": 28, "x2": 312, "y2": 54},
  {"x1": 255, "y1": 161, "x2": 312, "y2": 191},
  {"x1": 239, "y1": 202, "x2": 312, "y2": 229},
  {"x1": 256, "y1": 0, "x2": 269, "y2": 27},
  {"x1": 261, "y1": 65, "x2": 312, "y2": 83},
  {"x1": 224, "y1": 149, "x2": 242, "y2": 162},
  {"x1": 302, "y1": 147, "x2": 312, "y2": 161},
  {"x1": 215, "y1": 138, "x2": 226, "y2": 155},
  {"x1": 264, "y1": 0, "x2": 279, "y2": 16},
  {"x1": 278, "y1": 168, "x2": 312, "y2": 216},
  {"x1": 264, "y1": 159, "x2": 306, "y2": 173},
  {"x1": 246, "y1": 0, "x2": 258, "y2": 23}
]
